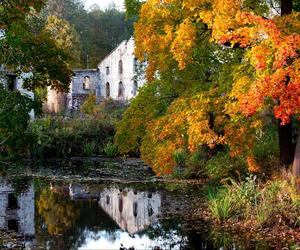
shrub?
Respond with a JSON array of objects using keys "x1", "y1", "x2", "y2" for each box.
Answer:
[
  {"x1": 185, "y1": 147, "x2": 209, "y2": 177},
  {"x1": 83, "y1": 142, "x2": 96, "y2": 156},
  {"x1": 80, "y1": 95, "x2": 127, "y2": 122},
  {"x1": 172, "y1": 149, "x2": 187, "y2": 167},
  {"x1": 29, "y1": 117, "x2": 115, "y2": 157},
  {"x1": 205, "y1": 152, "x2": 247, "y2": 180},
  {"x1": 0, "y1": 86, "x2": 37, "y2": 157},
  {"x1": 253, "y1": 123, "x2": 280, "y2": 173},
  {"x1": 104, "y1": 142, "x2": 119, "y2": 157}
]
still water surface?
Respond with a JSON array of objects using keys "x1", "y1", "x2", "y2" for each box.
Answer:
[{"x1": 0, "y1": 176, "x2": 276, "y2": 250}]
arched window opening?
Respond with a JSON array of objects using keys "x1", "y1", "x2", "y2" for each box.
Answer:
[
  {"x1": 7, "y1": 75, "x2": 17, "y2": 91},
  {"x1": 106, "y1": 82, "x2": 110, "y2": 98},
  {"x1": 106, "y1": 195, "x2": 110, "y2": 205},
  {"x1": 118, "y1": 198, "x2": 123, "y2": 213},
  {"x1": 106, "y1": 66, "x2": 110, "y2": 75},
  {"x1": 8, "y1": 193, "x2": 19, "y2": 209},
  {"x1": 83, "y1": 76, "x2": 90, "y2": 90},
  {"x1": 118, "y1": 60, "x2": 123, "y2": 74},
  {"x1": 118, "y1": 81, "x2": 124, "y2": 100},
  {"x1": 133, "y1": 202, "x2": 138, "y2": 217},
  {"x1": 133, "y1": 58, "x2": 138, "y2": 72},
  {"x1": 132, "y1": 81, "x2": 138, "y2": 96},
  {"x1": 148, "y1": 205, "x2": 154, "y2": 217}
]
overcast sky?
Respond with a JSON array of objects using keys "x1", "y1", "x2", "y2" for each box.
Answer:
[{"x1": 83, "y1": 0, "x2": 125, "y2": 10}]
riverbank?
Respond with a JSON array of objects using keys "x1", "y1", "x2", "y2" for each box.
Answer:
[
  {"x1": 1, "y1": 158, "x2": 299, "y2": 249},
  {"x1": 187, "y1": 172, "x2": 300, "y2": 249}
]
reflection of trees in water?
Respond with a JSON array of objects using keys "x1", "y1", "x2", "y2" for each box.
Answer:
[
  {"x1": 208, "y1": 228, "x2": 233, "y2": 249},
  {"x1": 37, "y1": 188, "x2": 80, "y2": 236},
  {"x1": 208, "y1": 228, "x2": 270, "y2": 250},
  {"x1": 35, "y1": 197, "x2": 120, "y2": 249},
  {"x1": 141, "y1": 217, "x2": 188, "y2": 249}
]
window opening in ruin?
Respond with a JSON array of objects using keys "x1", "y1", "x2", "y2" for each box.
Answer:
[
  {"x1": 83, "y1": 76, "x2": 90, "y2": 90},
  {"x1": 8, "y1": 219, "x2": 18, "y2": 232},
  {"x1": 132, "y1": 81, "x2": 138, "y2": 96},
  {"x1": 133, "y1": 58, "x2": 138, "y2": 72},
  {"x1": 118, "y1": 198, "x2": 123, "y2": 213},
  {"x1": 118, "y1": 60, "x2": 123, "y2": 74},
  {"x1": 148, "y1": 205, "x2": 154, "y2": 217},
  {"x1": 106, "y1": 82, "x2": 110, "y2": 98},
  {"x1": 133, "y1": 202, "x2": 138, "y2": 217},
  {"x1": 7, "y1": 193, "x2": 19, "y2": 209},
  {"x1": 106, "y1": 67, "x2": 110, "y2": 75},
  {"x1": 118, "y1": 81, "x2": 124, "y2": 99},
  {"x1": 106, "y1": 195, "x2": 110, "y2": 205},
  {"x1": 7, "y1": 75, "x2": 17, "y2": 91}
]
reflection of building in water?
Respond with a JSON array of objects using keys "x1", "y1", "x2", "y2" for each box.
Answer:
[
  {"x1": 98, "y1": 188, "x2": 161, "y2": 234},
  {"x1": 0, "y1": 178, "x2": 35, "y2": 246},
  {"x1": 69, "y1": 184, "x2": 100, "y2": 200}
]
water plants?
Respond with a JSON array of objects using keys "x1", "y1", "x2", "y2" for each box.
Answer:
[{"x1": 104, "y1": 142, "x2": 119, "y2": 157}]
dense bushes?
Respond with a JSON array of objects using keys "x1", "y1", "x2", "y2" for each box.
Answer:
[
  {"x1": 0, "y1": 86, "x2": 38, "y2": 157},
  {"x1": 80, "y1": 94, "x2": 126, "y2": 121},
  {"x1": 29, "y1": 117, "x2": 115, "y2": 158}
]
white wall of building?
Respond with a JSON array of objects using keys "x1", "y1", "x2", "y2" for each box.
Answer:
[{"x1": 98, "y1": 38, "x2": 146, "y2": 101}]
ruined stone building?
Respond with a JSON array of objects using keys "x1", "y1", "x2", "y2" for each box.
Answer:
[
  {"x1": 46, "y1": 37, "x2": 146, "y2": 113},
  {"x1": 0, "y1": 178, "x2": 35, "y2": 247},
  {"x1": 46, "y1": 69, "x2": 100, "y2": 113},
  {"x1": 98, "y1": 37, "x2": 145, "y2": 101}
]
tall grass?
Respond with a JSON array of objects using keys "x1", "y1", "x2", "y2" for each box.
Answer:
[
  {"x1": 83, "y1": 142, "x2": 96, "y2": 156},
  {"x1": 206, "y1": 187, "x2": 235, "y2": 223},
  {"x1": 104, "y1": 142, "x2": 119, "y2": 157},
  {"x1": 205, "y1": 175, "x2": 300, "y2": 228}
]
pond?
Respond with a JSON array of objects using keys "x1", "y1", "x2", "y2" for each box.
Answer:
[{"x1": 0, "y1": 171, "x2": 284, "y2": 249}]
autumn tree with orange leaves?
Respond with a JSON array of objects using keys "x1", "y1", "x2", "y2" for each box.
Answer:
[{"x1": 119, "y1": 0, "x2": 300, "y2": 179}]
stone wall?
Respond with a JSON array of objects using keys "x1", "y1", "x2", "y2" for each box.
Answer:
[
  {"x1": 98, "y1": 38, "x2": 146, "y2": 101},
  {"x1": 68, "y1": 69, "x2": 100, "y2": 111},
  {"x1": 46, "y1": 69, "x2": 101, "y2": 113},
  {"x1": 46, "y1": 88, "x2": 68, "y2": 113}
]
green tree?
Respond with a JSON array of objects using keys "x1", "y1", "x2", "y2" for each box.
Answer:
[
  {"x1": 0, "y1": 0, "x2": 73, "y2": 92},
  {"x1": 0, "y1": 86, "x2": 37, "y2": 155}
]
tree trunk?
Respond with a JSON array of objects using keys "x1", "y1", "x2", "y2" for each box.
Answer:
[
  {"x1": 292, "y1": 129, "x2": 300, "y2": 192},
  {"x1": 279, "y1": 122, "x2": 294, "y2": 165},
  {"x1": 278, "y1": 0, "x2": 294, "y2": 166},
  {"x1": 281, "y1": 0, "x2": 293, "y2": 15}
]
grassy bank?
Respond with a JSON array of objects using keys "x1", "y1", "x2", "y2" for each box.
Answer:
[{"x1": 190, "y1": 172, "x2": 300, "y2": 247}]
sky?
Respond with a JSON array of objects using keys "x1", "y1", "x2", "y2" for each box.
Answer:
[{"x1": 83, "y1": 0, "x2": 125, "y2": 10}]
